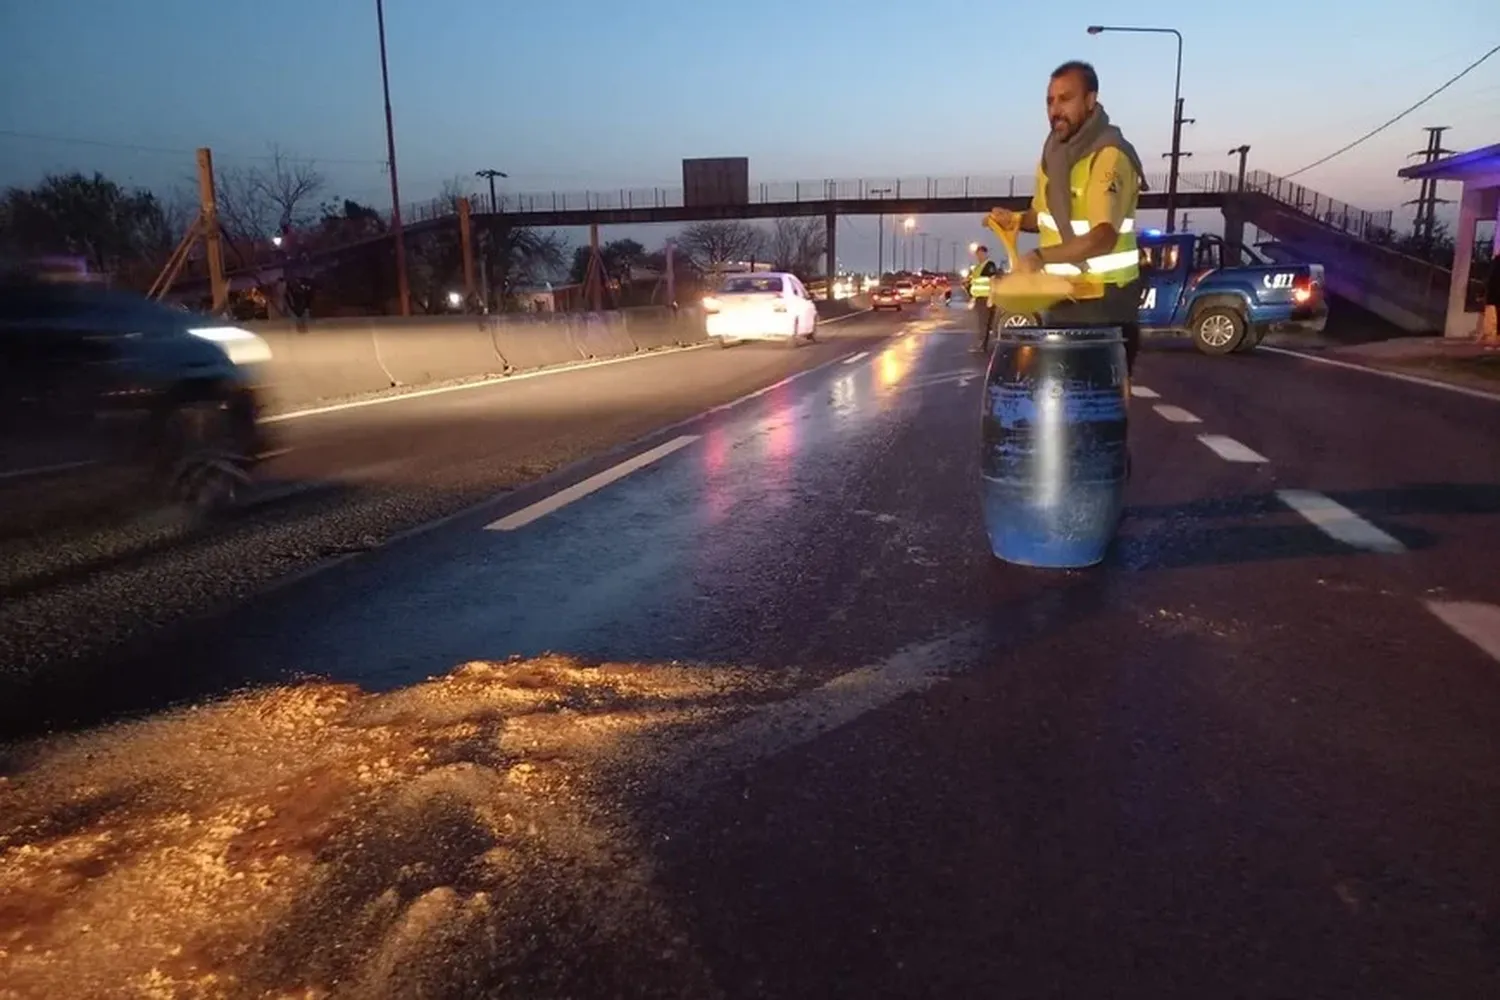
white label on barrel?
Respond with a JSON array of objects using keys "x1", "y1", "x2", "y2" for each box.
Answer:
[{"x1": 1141, "y1": 286, "x2": 1157, "y2": 309}]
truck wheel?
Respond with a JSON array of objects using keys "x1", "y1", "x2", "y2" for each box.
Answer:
[
  {"x1": 1192, "y1": 308, "x2": 1246, "y2": 355},
  {"x1": 1001, "y1": 312, "x2": 1037, "y2": 328},
  {"x1": 1234, "y1": 326, "x2": 1267, "y2": 352}
]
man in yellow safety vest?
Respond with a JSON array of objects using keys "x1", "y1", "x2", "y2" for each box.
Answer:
[
  {"x1": 989, "y1": 60, "x2": 1147, "y2": 374},
  {"x1": 964, "y1": 244, "x2": 1000, "y2": 352}
]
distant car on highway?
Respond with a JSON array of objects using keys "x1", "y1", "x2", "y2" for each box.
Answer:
[
  {"x1": 0, "y1": 273, "x2": 273, "y2": 538},
  {"x1": 894, "y1": 280, "x2": 917, "y2": 304},
  {"x1": 870, "y1": 285, "x2": 904, "y2": 311},
  {"x1": 704, "y1": 272, "x2": 820, "y2": 348}
]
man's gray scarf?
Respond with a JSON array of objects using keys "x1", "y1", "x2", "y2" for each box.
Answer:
[{"x1": 1041, "y1": 104, "x2": 1148, "y2": 245}]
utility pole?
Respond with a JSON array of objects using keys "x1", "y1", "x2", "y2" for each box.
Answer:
[
  {"x1": 1162, "y1": 97, "x2": 1194, "y2": 232},
  {"x1": 1404, "y1": 126, "x2": 1453, "y2": 252},
  {"x1": 475, "y1": 168, "x2": 507, "y2": 213},
  {"x1": 474, "y1": 168, "x2": 507, "y2": 309},
  {"x1": 375, "y1": 0, "x2": 410, "y2": 316},
  {"x1": 1228, "y1": 144, "x2": 1250, "y2": 191},
  {"x1": 457, "y1": 197, "x2": 476, "y2": 308}
]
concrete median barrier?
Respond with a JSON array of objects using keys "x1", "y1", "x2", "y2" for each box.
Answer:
[
  {"x1": 569, "y1": 312, "x2": 640, "y2": 359},
  {"x1": 489, "y1": 314, "x2": 593, "y2": 371},
  {"x1": 250, "y1": 320, "x2": 394, "y2": 410},
  {"x1": 374, "y1": 318, "x2": 507, "y2": 386},
  {"x1": 245, "y1": 307, "x2": 712, "y2": 411},
  {"x1": 622, "y1": 305, "x2": 709, "y2": 351}
]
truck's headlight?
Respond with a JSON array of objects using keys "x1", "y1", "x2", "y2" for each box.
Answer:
[{"x1": 188, "y1": 326, "x2": 273, "y2": 366}]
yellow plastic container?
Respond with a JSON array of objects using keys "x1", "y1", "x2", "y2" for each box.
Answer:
[{"x1": 982, "y1": 215, "x2": 1075, "y2": 317}]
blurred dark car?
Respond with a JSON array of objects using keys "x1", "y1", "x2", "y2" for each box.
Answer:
[
  {"x1": 871, "y1": 285, "x2": 903, "y2": 311},
  {"x1": 0, "y1": 272, "x2": 273, "y2": 537}
]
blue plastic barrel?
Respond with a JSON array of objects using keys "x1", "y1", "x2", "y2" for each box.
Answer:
[{"x1": 980, "y1": 326, "x2": 1129, "y2": 568}]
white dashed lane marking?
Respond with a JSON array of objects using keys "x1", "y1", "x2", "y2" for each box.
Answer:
[
  {"x1": 1276, "y1": 489, "x2": 1406, "y2": 554},
  {"x1": 485, "y1": 434, "x2": 699, "y2": 531},
  {"x1": 1197, "y1": 434, "x2": 1268, "y2": 463},
  {"x1": 1129, "y1": 385, "x2": 1160, "y2": 398},
  {"x1": 842, "y1": 351, "x2": 870, "y2": 364},
  {"x1": 1425, "y1": 601, "x2": 1500, "y2": 665},
  {"x1": 1153, "y1": 404, "x2": 1202, "y2": 424}
]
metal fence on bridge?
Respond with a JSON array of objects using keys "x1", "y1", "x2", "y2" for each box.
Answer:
[{"x1": 404, "y1": 168, "x2": 1395, "y2": 245}]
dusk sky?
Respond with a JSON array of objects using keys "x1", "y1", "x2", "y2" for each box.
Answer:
[{"x1": 2, "y1": 0, "x2": 1496, "y2": 272}]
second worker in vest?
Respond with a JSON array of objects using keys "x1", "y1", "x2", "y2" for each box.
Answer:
[
  {"x1": 988, "y1": 60, "x2": 1147, "y2": 374},
  {"x1": 965, "y1": 245, "x2": 1001, "y2": 353}
]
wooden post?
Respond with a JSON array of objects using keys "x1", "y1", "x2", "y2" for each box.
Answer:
[{"x1": 195, "y1": 148, "x2": 227, "y2": 314}]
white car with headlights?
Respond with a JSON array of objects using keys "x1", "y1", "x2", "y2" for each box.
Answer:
[{"x1": 703, "y1": 272, "x2": 819, "y2": 348}]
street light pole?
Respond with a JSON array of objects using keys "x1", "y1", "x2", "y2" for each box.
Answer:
[
  {"x1": 476, "y1": 168, "x2": 508, "y2": 213},
  {"x1": 1087, "y1": 24, "x2": 1184, "y2": 231},
  {"x1": 903, "y1": 217, "x2": 915, "y2": 272},
  {"x1": 376, "y1": 0, "x2": 410, "y2": 316},
  {"x1": 871, "y1": 186, "x2": 892, "y2": 274}
]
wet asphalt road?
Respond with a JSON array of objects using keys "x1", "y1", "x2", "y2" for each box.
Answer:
[
  {"x1": 10, "y1": 304, "x2": 1500, "y2": 996},
  {"x1": 0, "y1": 309, "x2": 901, "y2": 699}
]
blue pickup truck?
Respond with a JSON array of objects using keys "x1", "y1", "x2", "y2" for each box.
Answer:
[{"x1": 998, "y1": 231, "x2": 1328, "y2": 355}]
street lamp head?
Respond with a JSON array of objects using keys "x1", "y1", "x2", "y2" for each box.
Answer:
[
  {"x1": 1086, "y1": 25, "x2": 1104, "y2": 34},
  {"x1": 903, "y1": 217, "x2": 915, "y2": 229}
]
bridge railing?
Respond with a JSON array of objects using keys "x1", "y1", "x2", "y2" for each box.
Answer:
[
  {"x1": 394, "y1": 170, "x2": 1251, "y2": 224},
  {"x1": 1238, "y1": 170, "x2": 1394, "y2": 242},
  {"x1": 396, "y1": 169, "x2": 1397, "y2": 243}
]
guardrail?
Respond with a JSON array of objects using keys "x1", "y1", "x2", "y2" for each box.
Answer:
[{"x1": 245, "y1": 298, "x2": 867, "y2": 412}]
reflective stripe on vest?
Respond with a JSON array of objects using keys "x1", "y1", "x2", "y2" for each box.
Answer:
[
  {"x1": 969, "y1": 262, "x2": 991, "y2": 298},
  {"x1": 1035, "y1": 152, "x2": 1140, "y2": 286}
]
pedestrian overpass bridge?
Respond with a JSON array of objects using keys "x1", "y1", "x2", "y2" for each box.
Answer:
[{"x1": 201, "y1": 167, "x2": 1475, "y2": 335}]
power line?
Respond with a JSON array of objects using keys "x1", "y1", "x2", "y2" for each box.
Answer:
[
  {"x1": 1283, "y1": 41, "x2": 1500, "y2": 178},
  {"x1": 0, "y1": 128, "x2": 389, "y2": 167}
]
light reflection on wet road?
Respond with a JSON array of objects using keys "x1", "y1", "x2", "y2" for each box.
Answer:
[{"x1": 197, "y1": 328, "x2": 958, "y2": 688}]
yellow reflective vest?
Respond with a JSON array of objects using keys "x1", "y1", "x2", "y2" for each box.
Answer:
[
  {"x1": 968, "y1": 261, "x2": 993, "y2": 300},
  {"x1": 1034, "y1": 150, "x2": 1140, "y2": 297}
]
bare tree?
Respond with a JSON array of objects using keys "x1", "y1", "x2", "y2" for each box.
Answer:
[
  {"x1": 256, "y1": 146, "x2": 325, "y2": 232},
  {"x1": 402, "y1": 176, "x2": 566, "y2": 313},
  {"x1": 677, "y1": 220, "x2": 766, "y2": 275},
  {"x1": 767, "y1": 217, "x2": 828, "y2": 279},
  {"x1": 212, "y1": 146, "x2": 325, "y2": 255},
  {"x1": 437, "y1": 175, "x2": 474, "y2": 213},
  {"x1": 213, "y1": 166, "x2": 273, "y2": 251}
]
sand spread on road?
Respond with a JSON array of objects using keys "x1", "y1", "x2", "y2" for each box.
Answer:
[{"x1": 0, "y1": 656, "x2": 791, "y2": 1000}]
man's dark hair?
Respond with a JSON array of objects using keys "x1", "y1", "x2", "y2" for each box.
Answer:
[
  {"x1": 1051, "y1": 60, "x2": 1099, "y2": 94},
  {"x1": 976, "y1": 245, "x2": 988, "y2": 253}
]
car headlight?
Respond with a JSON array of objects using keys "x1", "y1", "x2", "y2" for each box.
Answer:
[{"x1": 188, "y1": 325, "x2": 273, "y2": 367}]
